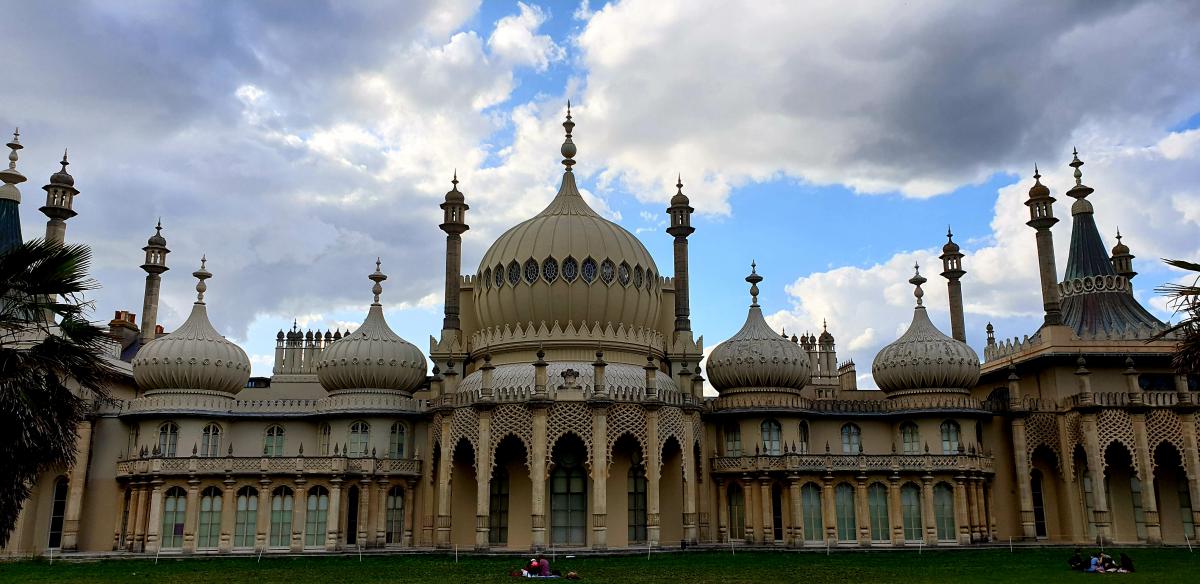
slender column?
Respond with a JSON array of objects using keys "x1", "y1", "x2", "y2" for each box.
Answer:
[
  {"x1": 404, "y1": 480, "x2": 417, "y2": 547},
  {"x1": 716, "y1": 478, "x2": 729, "y2": 543},
  {"x1": 743, "y1": 474, "x2": 756, "y2": 543},
  {"x1": 530, "y1": 405, "x2": 549, "y2": 549},
  {"x1": 144, "y1": 479, "x2": 165, "y2": 554},
  {"x1": 788, "y1": 475, "x2": 803, "y2": 546},
  {"x1": 1010, "y1": 416, "x2": 1037, "y2": 539},
  {"x1": 645, "y1": 409, "x2": 661, "y2": 545},
  {"x1": 475, "y1": 410, "x2": 492, "y2": 550},
  {"x1": 290, "y1": 479, "x2": 307, "y2": 552},
  {"x1": 953, "y1": 477, "x2": 971, "y2": 545},
  {"x1": 61, "y1": 420, "x2": 93, "y2": 550},
  {"x1": 218, "y1": 478, "x2": 236, "y2": 552},
  {"x1": 682, "y1": 413, "x2": 698, "y2": 544},
  {"x1": 1024, "y1": 168, "x2": 1062, "y2": 325},
  {"x1": 590, "y1": 405, "x2": 610, "y2": 549},
  {"x1": 921, "y1": 476, "x2": 936, "y2": 545},
  {"x1": 759, "y1": 476, "x2": 773, "y2": 544},
  {"x1": 128, "y1": 483, "x2": 146, "y2": 551},
  {"x1": 325, "y1": 478, "x2": 342, "y2": 550},
  {"x1": 939, "y1": 229, "x2": 966, "y2": 343},
  {"x1": 182, "y1": 478, "x2": 200, "y2": 553},
  {"x1": 421, "y1": 421, "x2": 437, "y2": 545},
  {"x1": 358, "y1": 478, "x2": 373, "y2": 547},
  {"x1": 822, "y1": 476, "x2": 836, "y2": 545},
  {"x1": 1080, "y1": 412, "x2": 1112, "y2": 541},
  {"x1": 435, "y1": 415, "x2": 453, "y2": 548},
  {"x1": 966, "y1": 477, "x2": 981, "y2": 543},
  {"x1": 1129, "y1": 412, "x2": 1161, "y2": 542},
  {"x1": 438, "y1": 175, "x2": 468, "y2": 332},
  {"x1": 855, "y1": 475, "x2": 870, "y2": 546},
  {"x1": 373, "y1": 480, "x2": 388, "y2": 546},
  {"x1": 112, "y1": 487, "x2": 128, "y2": 551},
  {"x1": 888, "y1": 477, "x2": 904, "y2": 546},
  {"x1": 1179, "y1": 412, "x2": 1200, "y2": 538},
  {"x1": 255, "y1": 478, "x2": 271, "y2": 551},
  {"x1": 666, "y1": 177, "x2": 695, "y2": 332},
  {"x1": 973, "y1": 478, "x2": 989, "y2": 542}
]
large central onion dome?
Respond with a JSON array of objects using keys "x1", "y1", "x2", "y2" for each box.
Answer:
[
  {"x1": 133, "y1": 258, "x2": 251, "y2": 393},
  {"x1": 474, "y1": 107, "x2": 662, "y2": 336},
  {"x1": 706, "y1": 264, "x2": 812, "y2": 394},
  {"x1": 872, "y1": 265, "x2": 980, "y2": 396},
  {"x1": 316, "y1": 260, "x2": 427, "y2": 394}
]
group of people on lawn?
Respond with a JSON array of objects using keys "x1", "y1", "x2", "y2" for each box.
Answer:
[{"x1": 1069, "y1": 549, "x2": 1136, "y2": 574}]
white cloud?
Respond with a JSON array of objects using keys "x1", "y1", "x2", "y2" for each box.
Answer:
[{"x1": 488, "y1": 3, "x2": 566, "y2": 72}]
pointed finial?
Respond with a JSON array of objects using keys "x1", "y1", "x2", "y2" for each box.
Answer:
[
  {"x1": 1070, "y1": 147, "x2": 1084, "y2": 185},
  {"x1": 369, "y1": 257, "x2": 387, "y2": 304},
  {"x1": 5, "y1": 128, "x2": 21, "y2": 171},
  {"x1": 1115, "y1": 226, "x2": 1122, "y2": 242},
  {"x1": 823, "y1": 318, "x2": 828, "y2": 332},
  {"x1": 946, "y1": 225, "x2": 953, "y2": 239},
  {"x1": 745, "y1": 260, "x2": 763, "y2": 307},
  {"x1": 677, "y1": 174, "x2": 683, "y2": 190},
  {"x1": 61, "y1": 148, "x2": 69, "y2": 167},
  {"x1": 1033, "y1": 163, "x2": 1040, "y2": 178},
  {"x1": 561, "y1": 101, "x2": 576, "y2": 171},
  {"x1": 452, "y1": 169, "x2": 458, "y2": 189},
  {"x1": 193, "y1": 255, "x2": 212, "y2": 303},
  {"x1": 909, "y1": 262, "x2": 927, "y2": 307}
]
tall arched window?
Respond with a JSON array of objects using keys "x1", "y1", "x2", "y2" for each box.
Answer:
[
  {"x1": 158, "y1": 422, "x2": 179, "y2": 456},
  {"x1": 161, "y1": 486, "x2": 187, "y2": 549},
  {"x1": 940, "y1": 420, "x2": 961, "y2": 454},
  {"x1": 550, "y1": 449, "x2": 587, "y2": 546},
  {"x1": 488, "y1": 468, "x2": 508, "y2": 545},
  {"x1": 841, "y1": 423, "x2": 861, "y2": 454},
  {"x1": 389, "y1": 422, "x2": 406, "y2": 459},
  {"x1": 1130, "y1": 476, "x2": 1147, "y2": 541},
  {"x1": 269, "y1": 486, "x2": 293, "y2": 548},
  {"x1": 868, "y1": 483, "x2": 889, "y2": 542},
  {"x1": 198, "y1": 486, "x2": 223, "y2": 549},
  {"x1": 802, "y1": 483, "x2": 824, "y2": 543},
  {"x1": 47, "y1": 477, "x2": 68, "y2": 548},
  {"x1": 797, "y1": 421, "x2": 810, "y2": 454},
  {"x1": 628, "y1": 460, "x2": 648, "y2": 542},
  {"x1": 348, "y1": 421, "x2": 370, "y2": 457},
  {"x1": 126, "y1": 425, "x2": 140, "y2": 458},
  {"x1": 317, "y1": 423, "x2": 331, "y2": 456},
  {"x1": 263, "y1": 425, "x2": 285, "y2": 457},
  {"x1": 901, "y1": 482, "x2": 923, "y2": 541},
  {"x1": 835, "y1": 483, "x2": 856, "y2": 542},
  {"x1": 305, "y1": 486, "x2": 330, "y2": 547},
  {"x1": 200, "y1": 423, "x2": 222, "y2": 457},
  {"x1": 386, "y1": 486, "x2": 405, "y2": 545},
  {"x1": 1179, "y1": 478, "x2": 1195, "y2": 540},
  {"x1": 900, "y1": 422, "x2": 920, "y2": 455},
  {"x1": 234, "y1": 486, "x2": 258, "y2": 549},
  {"x1": 1030, "y1": 469, "x2": 1047, "y2": 538},
  {"x1": 724, "y1": 423, "x2": 742, "y2": 456},
  {"x1": 760, "y1": 419, "x2": 782, "y2": 455},
  {"x1": 933, "y1": 482, "x2": 955, "y2": 541},
  {"x1": 727, "y1": 483, "x2": 746, "y2": 541}
]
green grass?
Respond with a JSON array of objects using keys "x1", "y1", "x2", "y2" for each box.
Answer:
[{"x1": 1, "y1": 548, "x2": 1197, "y2": 583}]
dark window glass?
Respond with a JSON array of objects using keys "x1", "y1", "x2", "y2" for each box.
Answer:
[
  {"x1": 543, "y1": 258, "x2": 558, "y2": 282},
  {"x1": 582, "y1": 258, "x2": 597, "y2": 283},
  {"x1": 562, "y1": 257, "x2": 578, "y2": 282}
]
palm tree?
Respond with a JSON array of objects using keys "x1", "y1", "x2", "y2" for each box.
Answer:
[
  {"x1": 0, "y1": 239, "x2": 116, "y2": 547},
  {"x1": 1155, "y1": 259, "x2": 1200, "y2": 375}
]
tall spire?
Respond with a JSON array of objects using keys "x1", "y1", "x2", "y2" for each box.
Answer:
[
  {"x1": 370, "y1": 257, "x2": 387, "y2": 305},
  {"x1": 746, "y1": 260, "x2": 762, "y2": 307},
  {"x1": 193, "y1": 256, "x2": 211, "y2": 304},
  {"x1": 1066, "y1": 147, "x2": 1095, "y2": 204},
  {"x1": 0, "y1": 129, "x2": 25, "y2": 252},
  {"x1": 561, "y1": 101, "x2": 576, "y2": 172}
]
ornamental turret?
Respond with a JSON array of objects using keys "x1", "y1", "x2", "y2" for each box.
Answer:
[
  {"x1": 1110, "y1": 229, "x2": 1136, "y2": 281},
  {"x1": 1024, "y1": 164, "x2": 1061, "y2": 326},
  {"x1": 140, "y1": 220, "x2": 170, "y2": 343},
  {"x1": 40, "y1": 150, "x2": 78, "y2": 245},
  {"x1": 667, "y1": 175, "x2": 695, "y2": 332},
  {"x1": 439, "y1": 172, "x2": 468, "y2": 332},
  {"x1": 939, "y1": 226, "x2": 967, "y2": 342},
  {"x1": 0, "y1": 129, "x2": 25, "y2": 254}
]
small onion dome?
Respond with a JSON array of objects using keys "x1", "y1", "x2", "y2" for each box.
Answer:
[
  {"x1": 818, "y1": 320, "x2": 834, "y2": 344},
  {"x1": 941, "y1": 227, "x2": 959, "y2": 254},
  {"x1": 670, "y1": 175, "x2": 690, "y2": 206},
  {"x1": 872, "y1": 264, "x2": 979, "y2": 396},
  {"x1": 147, "y1": 220, "x2": 166, "y2": 247},
  {"x1": 1112, "y1": 229, "x2": 1130, "y2": 256},
  {"x1": 706, "y1": 263, "x2": 812, "y2": 394},
  {"x1": 49, "y1": 150, "x2": 74, "y2": 187},
  {"x1": 132, "y1": 257, "x2": 251, "y2": 393},
  {"x1": 1028, "y1": 164, "x2": 1049, "y2": 199},
  {"x1": 444, "y1": 171, "x2": 465, "y2": 204},
  {"x1": 316, "y1": 259, "x2": 427, "y2": 393}
]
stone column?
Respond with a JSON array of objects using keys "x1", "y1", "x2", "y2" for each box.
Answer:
[
  {"x1": 1130, "y1": 411, "x2": 1161, "y2": 543},
  {"x1": 1010, "y1": 415, "x2": 1037, "y2": 539},
  {"x1": 218, "y1": 478, "x2": 236, "y2": 552},
  {"x1": 715, "y1": 478, "x2": 729, "y2": 543},
  {"x1": 530, "y1": 404, "x2": 549, "y2": 549},
  {"x1": 759, "y1": 476, "x2": 773, "y2": 544},
  {"x1": 291, "y1": 479, "x2": 307, "y2": 552},
  {"x1": 475, "y1": 409, "x2": 492, "y2": 550},
  {"x1": 182, "y1": 477, "x2": 200, "y2": 553},
  {"x1": 373, "y1": 480, "x2": 389, "y2": 546},
  {"x1": 966, "y1": 477, "x2": 981, "y2": 543},
  {"x1": 645, "y1": 408, "x2": 661, "y2": 545},
  {"x1": 325, "y1": 478, "x2": 342, "y2": 550},
  {"x1": 921, "y1": 476, "x2": 936, "y2": 545},
  {"x1": 144, "y1": 479, "x2": 165, "y2": 554},
  {"x1": 405, "y1": 480, "x2": 417, "y2": 547},
  {"x1": 973, "y1": 478, "x2": 989, "y2": 542},
  {"x1": 435, "y1": 416, "x2": 453, "y2": 548},
  {"x1": 682, "y1": 413, "x2": 698, "y2": 544},
  {"x1": 129, "y1": 482, "x2": 146, "y2": 551},
  {"x1": 822, "y1": 476, "x2": 836, "y2": 545},
  {"x1": 788, "y1": 475, "x2": 803, "y2": 546},
  {"x1": 112, "y1": 487, "x2": 128, "y2": 551},
  {"x1": 590, "y1": 404, "x2": 610, "y2": 549},
  {"x1": 358, "y1": 478, "x2": 373, "y2": 547},
  {"x1": 888, "y1": 477, "x2": 904, "y2": 546},
  {"x1": 743, "y1": 474, "x2": 756, "y2": 543},
  {"x1": 1179, "y1": 411, "x2": 1200, "y2": 537},
  {"x1": 1080, "y1": 411, "x2": 1112, "y2": 541},
  {"x1": 422, "y1": 421, "x2": 437, "y2": 545},
  {"x1": 953, "y1": 477, "x2": 971, "y2": 545},
  {"x1": 61, "y1": 420, "x2": 93, "y2": 551},
  {"x1": 255, "y1": 478, "x2": 271, "y2": 550}
]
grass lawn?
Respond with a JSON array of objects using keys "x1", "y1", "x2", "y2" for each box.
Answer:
[{"x1": 1, "y1": 548, "x2": 1197, "y2": 583}]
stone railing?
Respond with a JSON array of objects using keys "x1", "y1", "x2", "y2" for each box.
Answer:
[
  {"x1": 98, "y1": 389, "x2": 428, "y2": 418},
  {"x1": 115, "y1": 455, "x2": 421, "y2": 478},
  {"x1": 705, "y1": 393, "x2": 989, "y2": 415},
  {"x1": 1008, "y1": 391, "x2": 1192, "y2": 413},
  {"x1": 710, "y1": 453, "x2": 994, "y2": 475},
  {"x1": 428, "y1": 385, "x2": 702, "y2": 409}
]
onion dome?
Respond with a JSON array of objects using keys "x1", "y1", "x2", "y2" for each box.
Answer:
[
  {"x1": 872, "y1": 264, "x2": 979, "y2": 396},
  {"x1": 941, "y1": 226, "x2": 960, "y2": 254},
  {"x1": 316, "y1": 259, "x2": 427, "y2": 393},
  {"x1": 818, "y1": 320, "x2": 834, "y2": 344},
  {"x1": 444, "y1": 171, "x2": 465, "y2": 204},
  {"x1": 474, "y1": 105, "x2": 661, "y2": 336},
  {"x1": 670, "y1": 175, "x2": 689, "y2": 206},
  {"x1": 49, "y1": 150, "x2": 74, "y2": 187},
  {"x1": 706, "y1": 263, "x2": 812, "y2": 394},
  {"x1": 1027, "y1": 163, "x2": 1049, "y2": 199},
  {"x1": 133, "y1": 257, "x2": 251, "y2": 393},
  {"x1": 1111, "y1": 230, "x2": 1129, "y2": 256},
  {"x1": 148, "y1": 219, "x2": 166, "y2": 247}
]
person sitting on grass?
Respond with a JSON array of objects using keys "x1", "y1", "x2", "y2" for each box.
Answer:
[
  {"x1": 1119, "y1": 553, "x2": 1135, "y2": 573},
  {"x1": 1100, "y1": 552, "x2": 1117, "y2": 572},
  {"x1": 1086, "y1": 553, "x2": 1103, "y2": 573},
  {"x1": 1068, "y1": 548, "x2": 1085, "y2": 571}
]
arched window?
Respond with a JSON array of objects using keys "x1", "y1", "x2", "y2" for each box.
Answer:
[
  {"x1": 841, "y1": 423, "x2": 861, "y2": 454},
  {"x1": 305, "y1": 486, "x2": 330, "y2": 547},
  {"x1": 628, "y1": 459, "x2": 648, "y2": 543},
  {"x1": 581, "y1": 258, "x2": 597, "y2": 283},
  {"x1": 158, "y1": 421, "x2": 179, "y2": 457},
  {"x1": 797, "y1": 421, "x2": 810, "y2": 454},
  {"x1": 507, "y1": 261, "x2": 521, "y2": 285},
  {"x1": 835, "y1": 483, "x2": 856, "y2": 542},
  {"x1": 482, "y1": 268, "x2": 491, "y2": 289},
  {"x1": 901, "y1": 483, "x2": 923, "y2": 542},
  {"x1": 562, "y1": 257, "x2": 579, "y2": 282},
  {"x1": 549, "y1": 450, "x2": 587, "y2": 546},
  {"x1": 523, "y1": 258, "x2": 539, "y2": 284},
  {"x1": 542, "y1": 257, "x2": 558, "y2": 282},
  {"x1": 940, "y1": 420, "x2": 960, "y2": 454},
  {"x1": 802, "y1": 483, "x2": 824, "y2": 543},
  {"x1": 47, "y1": 477, "x2": 68, "y2": 548},
  {"x1": 488, "y1": 468, "x2": 508, "y2": 545},
  {"x1": 348, "y1": 421, "x2": 370, "y2": 457},
  {"x1": 201, "y1": 423, "x2": 222, "y2": 457},
  {"x1": 386, "y1": 485, "x2": 405, "y2": 545},
  {"x1": 634, "y1": 266, "x2": 644, "y2": 289},
  {"x1": 900, "y1": 422, "x2": 920, "y2": 455},
  {"x1": 724, "y1": 423, "x2": 742, "y2": 456},
  {"x1": 1030, "y1": 469, "x2": 1047, "y2": 538},
  {"x1": 234, "y1": 486, "x2": 258, "y2": 548},
  {"x1": 760, "y1": 419, "x2": 782, "y2": 455},
  {"x1": 494, "y1": 264, "x2": 505, "y2": 288},
  {"x1": 198, "y1": 486, "x2": 223, "y2": 549},
  {"x1": 617, "y1": 262, "x2": 631, "y2": 286},
  {"x1": 868, "y1": 483, "x2": 889, "y2": 542},
  {"x1": 727, "y1": 483, "x2": 746, "y2": 541},
  {"x1": 933, "y1": 482, "x2": 955, "y2": 541},
  {"x1": 126, "y1": 425, "x2": 140, "y2": 458},
  {"x1": 264, "y1": 425, "x2": 285, "y2": 457},
  {"x1": 161, "y1": 486, "x2": 187, "y2": 549},
  {"x1": 389, "y1": 422, "x2": 406, "y2": 459},
  {"x1": 600, "y1": 259, "x2": 616, "y2": 284},
  {"x1": 269, "y1": 486, "x2": 293, "y2": 548},
  {"x1": 317, "y1": 423, "x2": 331, "y2": 456},
  {"x1": 1130, "y1": 476, "x2": 1147, "y2": 541}
]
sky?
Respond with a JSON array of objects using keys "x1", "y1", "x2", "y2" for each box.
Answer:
[{"x1": 2, "y1": 0, "x2": 1199, "y2": 388}]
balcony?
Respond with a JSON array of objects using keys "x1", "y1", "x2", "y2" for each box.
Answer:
[
  {"x1": 115, "y1": 455, "x2": 421, "y2": 479},
  {"x1": 711, "y1": 452, "x2": 994, "y2": 475}
]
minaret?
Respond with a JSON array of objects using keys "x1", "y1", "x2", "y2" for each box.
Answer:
[
  {"x1": 666, "y1": 175, "x2": 695, "y2": 332},
  {"x1": 439, "y1": 172, "x2": 469, "y2": 332},
  {"x1": 140, "y1": 220, "x2": 170, "y2": 343},
  {"x1": 0, "y1": 129, "x2": 25, "y2": 253},
  {"x1": 1024, "y1": 164, "x2": 1062, "y2": 326},
  {"x1": 1110, "y1": 229, "x2": 1136, "y2": 281},
  {"x1": 41, "y1": 150, "x2": 78, "y2": 245},
  {"x1": 939, "y1": 226, "x2": 967, "y2": 342}
]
